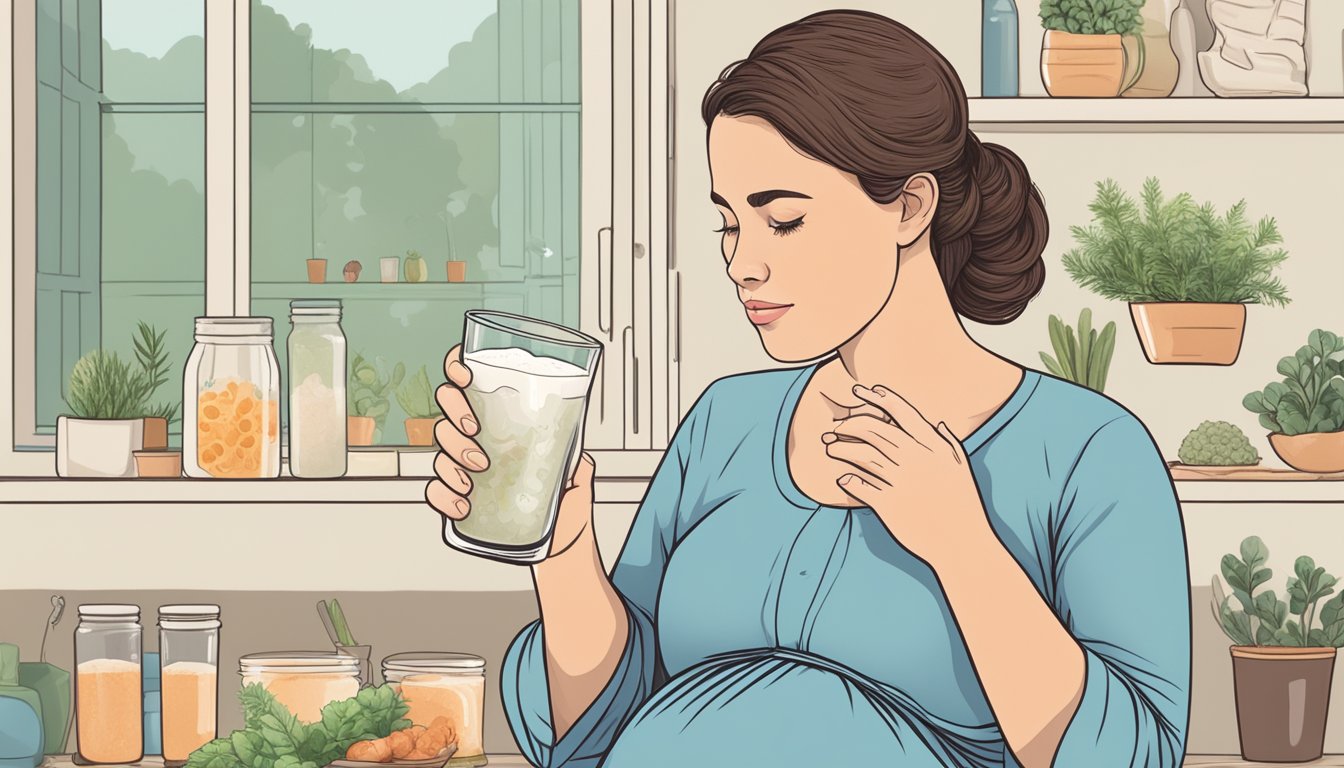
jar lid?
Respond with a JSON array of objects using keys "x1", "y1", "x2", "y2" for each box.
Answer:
[
  {"x1": 240, "y1": 651, "x2": 361, "y2": 675},
  {"x1": 78, "y1": 604, "x2": 140, "y2": 618},
  {"x1": 159, "y1": 604, "x2": 220, "y2": 617},
  {"x1": 290, "y1": 300, "x2": 342, "y2": 317},
  {"x1": 381, "y1": 652, "x2": 486, "y2": 672},
  {"x1": 195, "y1": 317, "x2": 274, "y2": 337}
]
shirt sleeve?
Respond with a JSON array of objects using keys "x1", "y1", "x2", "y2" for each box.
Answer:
[
  {"x1": 499, "y1": 384, "x2": 713, "y2": 768},
  {"x1": 1046, "y1": 415, "x2": 1191, "y2": 767}
]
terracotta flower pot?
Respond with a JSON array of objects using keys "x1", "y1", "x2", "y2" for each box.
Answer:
[
  {"x1": 348, "y1": 415, "x2": 376, "y2": 446},
  {"x1": 405, "y1": 417, "x2": 440, "y2": 446},
  {"x1": 1268, "y1": 432, "x2": 1344, "y2": 473},
  {"x1": 307, "y1": 258, "x2": 327, "y2": 284},
  {"x1": 1231, "y1": 646, "x2": 1336, "y2": 762},
  {"x1": 446, "y1": 261, "x2": 467, "y2": 283},
  {"x1": 1128, "y1": 302, "x2": 1246, "y2": 365},
  {"x1": 134, "y1": 450, "x2": 182, "y2": 478},
  {"x1": 1041, "y1": 30, "x2": 1131, "y2": 97},
  {"x1": 141, "y1": 416, "x2": 169, "y2": 451}
]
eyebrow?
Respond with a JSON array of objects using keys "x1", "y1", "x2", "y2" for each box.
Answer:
[{"x1": 710, "y1": 189, "x2": 813, "y2": 210}]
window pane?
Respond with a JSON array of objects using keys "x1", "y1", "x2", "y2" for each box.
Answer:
[
  {"x1": 102, "y1": 0, "x2": 204, "y2": 102},
  {"x1": 251, "y1": 0, "x2": 579, "y2": 104},
  {"x1": 251, "y1": 109, "x2": 579, "y2": 444},
  {"x1": 31, "y1": 3, "x2": 204, "y2": 442}
]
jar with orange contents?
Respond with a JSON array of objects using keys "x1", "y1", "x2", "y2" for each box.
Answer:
[
  {"x1": 381, "y1": 653, "x2": 487, "y2": 767},
  {"x1": 182, "y1": 318, "x2": 281, "y2": 478}
]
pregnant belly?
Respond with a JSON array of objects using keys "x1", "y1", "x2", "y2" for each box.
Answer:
[{"x1": 601, "y1": 647, "x2": 1005, "y2": 768}]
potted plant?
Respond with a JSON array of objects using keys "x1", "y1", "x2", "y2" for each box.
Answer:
[
  {"x1": 343, "y1": 260, "x2": 362, "y2": 283},
  {"x1": 348, "y1": 353, "x2": 404, "y2": 446},
  {"x1": 57, "y1": 323, "x2": 180, "y2": 478},
  {"x1": 1039, "y1": 0, "x2": 1145, "y2": 97},
  {"x1": 1176, "y1": 420, "x2": 1260, "y2": 466},
  {"x1": 306, "y1": 258, "x2": 327, "y2": 284},
  {"x1": 1243, "y1": 329, "x2": 1344, "y2": 473},
  {"x1": 1214, "y1": 536, "x2": 1344, "y2": 762},
  {"x1": 1062, "y1": 177, "x2": 1290, "y2": 365},
  {"x1": 1039, "y1": 307, "x2": 1116, "y2": 392},
  {"x1": 404, "y1": 249, "x2": 428, "y2": 283},
  {"x1": 379, "y1": 255, "x2": 400, "y2": 283},
  {"x1": 396, "y1": 365, "x2": 441, "y2": 446}
]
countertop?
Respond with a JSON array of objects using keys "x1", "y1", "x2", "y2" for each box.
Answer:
[{"x1": 39, "y1": 754, "x2": 1344, "y2": 767}]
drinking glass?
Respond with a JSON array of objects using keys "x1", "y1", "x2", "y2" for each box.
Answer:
[{"x1": 444, "y1": 310, "x2": 602, "y2": 564}]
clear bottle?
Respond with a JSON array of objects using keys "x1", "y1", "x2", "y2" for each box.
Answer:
[
  {"x1": 158, "y1": 605, "x2": 220, "y2": 766},
  {"x1": 74, "y1": 605, "x2": 143, "y2": 765},
  {"x1": 287, "y1": 301, "x2": 348, "y2": 478},
  {"x1": 381, "y1": 652, "x2": 487, "y2": 766},
  {"x1": 183, "y1": 318, "x2": 282, "y2": 478},
  {"x1": 981, "y1": 0, "x2": 1019, "y2": 97}
]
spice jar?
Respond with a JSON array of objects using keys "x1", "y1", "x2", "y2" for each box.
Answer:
[
  {"x1": 75, "y1": 604, "x2": 143, "y2": 764},
  {"x1": 287, "y1": 301, "x2": 347, "y2": 478},
  {"x1": 183, "y1": 318, "x2": 281, "y2": 478},
  {"x1": 239, "y1": 652, "x2": 360, "y2": 724},
  {"x1": 381, "y1": 653, "x2": 486, "y2": 766},
  {"x1": 159, "y1": 605, "x2": 220, "y2": 766}
]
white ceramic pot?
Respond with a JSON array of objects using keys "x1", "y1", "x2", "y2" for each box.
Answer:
[
  {"x1": 380, "y1": 257, "x2": 400, "y2": 283},
  {"x1": 56, "y1": 416, "x2": 144, "y2": 477}
]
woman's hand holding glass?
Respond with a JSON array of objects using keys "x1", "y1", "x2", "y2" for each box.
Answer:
[{"x1": 425, "y1": 343, "x2": 598, "y2": 561}]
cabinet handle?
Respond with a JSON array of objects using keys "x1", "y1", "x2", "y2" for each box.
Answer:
[
  {"x1": 623, "y1": 325, "x2": 638, "y2": 436},
  {"x1": 674, "y1": 271, "x2": 681, "y2": 364},
  {"x1": 598, "y1": 226, "x2": 613, "y2": 338},
  {"x1": 633, "y1": 242, "x2": 646, "y2": 260}
]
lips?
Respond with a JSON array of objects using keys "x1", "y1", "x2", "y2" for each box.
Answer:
[{"x1": 744, "y1": 300, "x2": 793, "y2": 326}]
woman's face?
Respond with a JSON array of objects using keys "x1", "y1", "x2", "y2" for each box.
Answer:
[{"x1": 708, "y1": 114, "x2": 904, "y2": 363}]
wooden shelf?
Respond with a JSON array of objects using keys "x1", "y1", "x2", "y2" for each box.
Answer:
[
  {"x1": 968, "y1": 97, "x2": 1344, "y2": 128},
  {"x1": 1168, "y1": 462, "x2": 1344, "y2": 482},
  {"x1": 1184, "y1": 757, "x2": 1344, "y2": 767}
]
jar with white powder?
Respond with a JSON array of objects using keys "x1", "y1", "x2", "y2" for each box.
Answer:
[{"x1": 287, "y1": 300, "x2": 347, "y2": 478}]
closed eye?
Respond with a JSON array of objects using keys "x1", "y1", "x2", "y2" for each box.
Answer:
[
  {"x1": 769, "y1": 216, "x2": 804, "y2": 236},
  {"x1": 713, "y1": 224, "x2": 740, "y2": 236}
]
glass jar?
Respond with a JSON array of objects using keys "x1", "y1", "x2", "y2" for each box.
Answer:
[
  {"x1": 75, "y1": 604, "x2": 143, "y2": 764},
  {"x1": 381, "y1": 653, "x2": 487, "y2": 766},
  {"x1": 159, "y1": 605, "x2": 220, "y2": 766},
  {"x1": 287, "y1": 300, "x2": 347, "y2": 478},
  {"x1": 183, "y1": 317, "x2": 281, "y2": 478},
  {"x1": 239, "y1": 652, "x2": 360, "y2": 724}
]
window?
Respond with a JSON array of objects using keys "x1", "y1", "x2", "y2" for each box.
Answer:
[
  {"x1": 21, "y1": 0, "x2": 203, "y2": 447},
  {"x1": 8, "y1": 0, "x2": 666, "y2": 470},
  {"x1": 250, "y1": 0, "x2": 579, "y2": 445}
]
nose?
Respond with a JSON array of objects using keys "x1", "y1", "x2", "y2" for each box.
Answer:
[{"x1": 726, "y1": 239, "x2": 769, "y2": 288}]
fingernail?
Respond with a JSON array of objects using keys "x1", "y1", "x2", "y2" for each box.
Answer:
[
  {"x1": 455, "y1": 499, "x2": 470, "y2": 517},
  {"x1": 464, "y1": 449, "x2": 488, "y2": 470},
  {"x1": 839, "y1": 475, "x2": 852, "y2": 486},
  {"x1": 820, "y1": 432, "x2": 837, "y2": 444},
  {"x1": 852, "y1": 384, "x2": 867, "y2": 396},
  {"x1": 461, "y1": 415, "x2": 478, "y2": 435}
]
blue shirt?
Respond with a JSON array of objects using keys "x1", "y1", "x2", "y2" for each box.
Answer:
[{"x1": 501, "y1": 362, "x2": 1192, "y2": 766}]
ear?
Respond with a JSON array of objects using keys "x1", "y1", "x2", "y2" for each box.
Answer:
[{"x1": 891, "y1": 172, "x2": 938, "y2": 248}]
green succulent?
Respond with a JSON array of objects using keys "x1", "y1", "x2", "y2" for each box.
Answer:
[
  {"x1": 349, "y1": 353, "x2": 405, "y2": 441},
  {"x1": 1039, "y1": 308, "x2": 1116, "y2": 393},
  {"x1": 1178, "y1": 420, "x2": 1260, "y2": 466},
  {"x1": 1243, "y1": 329, "x2": 1344, "y2": 436},
  {"x1": 395, "y1": 365, "x2": 439, "y2": 419}
]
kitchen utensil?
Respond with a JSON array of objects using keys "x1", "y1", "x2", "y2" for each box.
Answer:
[{"x1": 317, "y1": 602, "x2": 342, "y2": 647}]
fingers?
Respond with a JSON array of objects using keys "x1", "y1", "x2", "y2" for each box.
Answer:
[
  {"x1": 937, "y1": 422, "x2": 966, "y2": 464},
  {"x1": 827, "y1": 414, "x2": 906, "y2": 463},
  {"x1": 436, "y1": 383, "x2": 478, "y2": 436},
  {"x1": 824, "y1": 439, "x2": 894, "y2": 487},
  {"x1": 443, "y1": 344, "x2": 472, "y2": 388},
  {"x1": 425, "y1": 478, "x2": 470, "y2": 520},
  {"x1": 566, "y1": 451, "x2": 595, "y2": 489},
  {"x1": 837, "y1": 471, "x2": 882, "y2": 503},
  {"x1": 852, "y1": 385, "x2": 936, "y2": 451},
  {"x1": 434, "y1": 416, "x2": 489, "y2": 472},
  {"x1": 435, "y1": 451, "x2": 472, "y2": 495}
]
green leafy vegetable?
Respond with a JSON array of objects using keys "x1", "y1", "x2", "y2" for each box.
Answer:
[
  {"x1": 1039, "y1": 0, "x2": 1144, "y2": 36},
  {"x1": 186, "y1": 683, "x2": 410, "y2": 768}
]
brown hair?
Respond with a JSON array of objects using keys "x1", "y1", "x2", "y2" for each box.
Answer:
[{"x1": 701, "y1": 10, "x2": 1047, "y2": 325}]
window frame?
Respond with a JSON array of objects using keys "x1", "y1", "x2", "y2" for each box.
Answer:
[{"x1": 3, "y1": 0, "x2": 673, "y2": 476}]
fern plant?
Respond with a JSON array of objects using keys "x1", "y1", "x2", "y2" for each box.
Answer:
[
  {"x1": 64, "y1": 322, "x2": 179, "y2": 421},
  {"x1": 1040, "y1": 308, "x2": 1117, "y2": 392},
  {"x1": 1062, "y1": 178, "x2": 1291, "y2": 306}
]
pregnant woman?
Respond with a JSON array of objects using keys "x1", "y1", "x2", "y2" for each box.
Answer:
[{"x1": 427, "y1": 10, "x2": 1191, "y2": 767}]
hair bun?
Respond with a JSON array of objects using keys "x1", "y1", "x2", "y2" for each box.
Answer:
[{"x1": 947, "y1": 134, "x2": 1049, "y2": 325}]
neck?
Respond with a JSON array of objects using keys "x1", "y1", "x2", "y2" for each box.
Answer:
[{"x1": 824, "y1": 237, "x2": 1003, "y2": 417}]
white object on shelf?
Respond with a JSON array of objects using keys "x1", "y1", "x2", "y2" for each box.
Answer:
[
  {"x1": 1198, "y1": 0, "x2": 1308, "y2": 96},
  {"x1": 54, "y1": 417, "x2": 144, "y2": 478}
]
